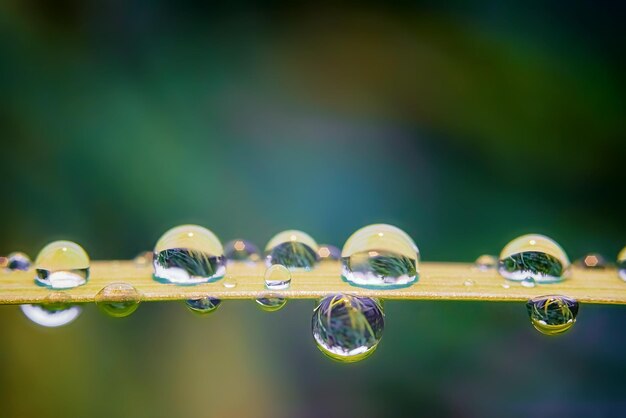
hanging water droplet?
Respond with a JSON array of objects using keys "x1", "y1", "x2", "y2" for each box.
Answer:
[
  {"x1": 341, "y1": 224, "x2": 419, "y2": 289},
  {"x1": 21, "y1": 303, "x2": 82, "y2": 327},
  {"x1": 153, "y1": 225, "x2": 226, "y2": 285},
  {"x1": 223, "y1": 277, "x2": 237, "y2": 288},
  {"x1": 474, "y1": 254, "x2": 497, "y2": 271},
  {"x1": 265, "y1": 230, "x2": 319, "y2": 270},
  {"x1": 95, "y1": 283, "x2": 141, "y2": 318},
  {"x1": 264, "y1": 264, "x2": 291, "y2": 290},
  {"x1": 133, "y1": 251, "x2": 153, "y2": 266},
  {"x1": 224, "y1": 239, "x2": 261, "y2": 263},
  {"x1": 617, "y1": 247, "x2": 626, "y2": 282},
  {"x1": 255, "y1": 296, "x2": 287, "y2": 312},
  {"x1": 34, "y1": 241, "x2": 90, "y2": 289},
  {"x1": 526, "y1": 295, "x2": 579, "y2": 335},
  {"x1": 312, "y1": 294, "x2": 384, "y2": 362},
  {"x1": 521, "y1": 277, "x2": 536, "y2": 288},
  {"x1": 464, "y1": 279, "x2": 475, "y2": 287},
  {"x1": 186, "y1": 297, "x2": 221, "y2": 315},
  {"x1": 7, "y1": 252, "x2": 31, "y2": 271},
  {"x1": 574, "y1": 253, "x2": 607, "y2": 269},
  {"x1": 318, "y1": 244, "x2": 341, "y2": 261},
  {"x1": 498, "y1": 234, "x2": 570, "y2": 284}
]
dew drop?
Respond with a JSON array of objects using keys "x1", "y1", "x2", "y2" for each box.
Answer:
[
  {"x1": 312, "y1": 294, "x2": 384, "y2": 363},
  {"x1": 501, "y1": 282, "x2": 511, "y2": 289},
  {"x1": 224, "y1": 239, "x2": 261, "y2": 263},
  {"x1": 21, "y1": 304, "x2": 82, "y2": 327},
  {"x1": 223, "y1": 278, "x2": 237, "y2": 288},
  {"x1": 575, "y1": 253, "x2": 607, "y2": 269},
  {"x1": 521, "y1": 277, "x2": 536, "y2": 288},
  {"x1": 133, "y1": 251, "x2": 153, "y2": 266},
  {"x1": 474, "y1": 254, "x2": 497, "y2": 271},
  {"x1": 464, "y1": 279, "x2": 475, "y2": 287},
  {"x1": 498, "y1": 234, "x2": 570, "y2": 284},
  {"x1": 95, "y1": 283, "x2": 141, "y2": 318},
  {"x1": 617, "y1": 247, "x2": 626, "y2": 282},
  {"x1": 34, "y1": 241, "x2": 90, "y2": 289},
  {"x1": 255, "y1": 296, "x2": 287, "y2": 312},
  {"x1": 341, "y1": 224, "x2": 419, "y2": 289},
  {"x1": 264, "y1": 264, "x2": 291, "y2": 290},
  {"x1": 526, "y1": 295, "x2": 578, "y2": 336},
  {"x1": 265, "y1": 230, "x2": 319, "y2": 270},
  {"x1": 318, "y1": 244, "x2": 341, "y2": 261},
  {"x1": 186, "y1": 297, "x2": 221, "y2": 315},
  {"x1": 153, "y1": 225, "x2": 225, "y2": 285},
  {"x1": 7, "y1": 252, "x2": 31, "y2": 271}
]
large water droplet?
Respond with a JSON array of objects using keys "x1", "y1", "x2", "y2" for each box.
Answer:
[
  {"x1": 255, "y1": 296, "x2": 287, "y2": 312},
  {"x1": 498, "y1": 234, "x2": 570, "y2": 283},
  {"x1": 224, "y1": 239, "x2": 261, "y2": 263},
  {"x1": 312, "y1": 294, "x2": 384, "y2": 362},
  {"x1": 186, "y1": 297, "x2": 221, "y2": 315},
  {"x1": 618, "y1": 247, "x2": 626, "y2": 282},
  {"x1": 265, "y1": 230, "x2": 319, "y2": 270},
  {"x1": 526, "y1": 295, "x2": 578, "y2": 335},
  {"x1": 341, "y1": 224, "x2": 419, "y2": 289},
  {"x1": 474, "y1": 254, "x2": 497, "y2": 271},
  {"x1": 264, "y1": 264, "x2": 291, "y2": 290},
  {"x1": 21, "y1": 304, "x2": 82, "y2": 327},
  {"x1": 318, "y1": 244, "x2": 341, "y2": 261},
  {"x1": 95, "y1": 283, "x2": 141, "y2": 318},
  {"x1": 575, "y1": 253, "x2": 607, "y2": 269},
  {"x1": 153, "y1": 225, "x2": 225, "y2": 285},
  {"x1": 34, "y1": 241, "x2": 90, "y2": 289},
  {"x1": 7, "y1": 252, "x2": 31, "y2": 271}
]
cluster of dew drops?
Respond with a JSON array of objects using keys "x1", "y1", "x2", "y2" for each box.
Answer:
[{"x1": 2, "y1": 225, "x2": 626, "y2": 363}]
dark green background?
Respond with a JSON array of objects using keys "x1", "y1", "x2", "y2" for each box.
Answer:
[{"x1": 0, "y1": 1, "x2": 624, "y2": 417}]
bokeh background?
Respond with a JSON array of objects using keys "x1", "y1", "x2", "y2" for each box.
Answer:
[{"x1": 0, "y1": 1, "x2": 625, "y2": 417}]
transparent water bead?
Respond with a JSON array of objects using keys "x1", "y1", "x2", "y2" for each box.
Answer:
[
  {"x1": 474, "y1": 254, "x2": 497, "y2": 271},
  {"x1": 318, "y1": 245, "x2": 341, "y2": 261},
  {"x1": 224, "y1": 239, "x2": 261, "y2": 263},
  {"x1": 95, "y1": 283, "x2": 141, "y2": 318},
  {"x1": 153, "y1": 225, "x2": 226, "y2": 285},
  {"x1": 265, "y1": 230, "x2": 319, "y2": 270},
  {"x1": 264, "y1": 264, "x2": 291, "y2": 290},
  {"x1": 526, "y1": 295, "x2": 579, "y2": 336},
  {"x1": 256, "y1": 296, "x2": 287, "y2": 312},
  {"x1": 341, "y1": 224, "x2": 419, "y2": 289},
  {"x1": 312, "y1": 294, "x2": 385, "y2": 363},
  {"x1": 186, "y1": 297, "x2": 222, "y2": 315},
  {"x1": 7, "y1": 252, "x2": 31, "y2": 271},
  {"x1": 617, "y1": 247, "x2": 626, "y2": 282},
  {"x1": 21, "y1": 304, "x2": 82, "y2": 327},
  {"x1": 34, "y1": 241, "x2": 90, "y2": 289},
  {"x1": 575, "y1": 253, "x2": 608, "y2": 269},
  {"x1": 498, "y1": 234, "x2": 570, "y2": 284}
]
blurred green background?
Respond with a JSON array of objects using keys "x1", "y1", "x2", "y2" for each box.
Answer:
[{"x1": 0, "y1": 1, "x2": 625, "y2": 417}]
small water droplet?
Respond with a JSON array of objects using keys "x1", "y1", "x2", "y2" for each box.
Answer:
[
  {"x1": 521, "y1": 277, "x2": 536, "y2": 288},
  {"x1": 574, "y1": 253, "x2": 607, "y2": 269},
  {"x1": 224, "y1": 239, "x2": 261, "y2": 263},
  {"x1": 341, "y1": 224, "x2": 419, "y2": 289},
  {"x1": 526, "y1": 295, "x2": 578, "y2": 335},
  {"x1": 34, "y1": 241, "x2": 90, "y2": 289},
  {"x1": 318, "y1": 244, "x2": 341, "y2": 261},
  {"x1": 255, "y1": 296, "x2": 287, "y2": 312},
  {"x1": 501, "y1": 282, "x2": 510, "y2": 289},
  {"x1": 223, "y1": 278, "x2": 237, "y2": 288},
  {"x1": 264, "y1": 264, "x2": 291, "y2": 290},
  {"x1": 186, "y1": 297, "x2": 221, "y2": 314},
  {"x1": 474, "y1": 254, "x2": 497, "y2": 271},
  {"x1": 133, "y1": 251, "x2": 153, "y2": 266},
  {"x1": 153, "y1": 225, "x2": 225, "y2": 285},
  {"x1": 498, "y1": 234, "x2": 570, "y2": 284},
  {"x1": 21, "y1": 303, "x2": 82, "y2": 327},
  {"x1": 265, "y1": 230, "x2": 319, "y2": 270},
  {"x1": 312, "y1": 294, "x2": 384, "y2": 362},
  {"x1": 95, "y1": 283, "x2": 141, "y2": 318},
  {"x1": 7, "y1": 252, "x2": 31, "y2": 271},
  {"x1": 464, "y1": 279, "x2": 475, "y2": 286},
  {"x1": 617, "y1": 247, "x2": 626, "y2": 282}
]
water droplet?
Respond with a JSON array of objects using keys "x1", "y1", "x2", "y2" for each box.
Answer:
[
  {"x1": 153, "y1": 225, "x2": 226, "y2": 285},
  {"x1": 255, "y1": 296, "x2": 287, "y2": 312},
  {"x1": 574, "y1": 253, "x2": 607, "y2": 269},
  {"x1": 34, "y1": 241, "x2": 90, "y2": 289},
  {"x1": 474, "y1": 254, "x2": 497, "y2": 271},
  {"x1": 341, "y1": 224, "x2": 419, "y2": 288},
  {"x1": 95, "y1": 283, "x2": 141, "y2": 318},
  {"x1": 21, "y1": 303, "x2": 82, "y2": 327},
  {"x1": 186, "y1": 297, "x2": 221, "y2": 315},
  {"x1": 526, "y1": 295, "x2": 578, "y2": 335},
  {"x1": 617, "y1": 247, "x2": 626, "y2": 282},
  {"x1": 7, "y1": 252, "x2": 31, "y2": 271},
  {"x1": 264, "y1": 264, "x2": 291, "y2": 290},
  {"x1": 318, "y1": 244, "x2": 341, "y2": 261},
  {"x1": 521, "y1": 277, "x2": 536, "y2": 288},
  {"x1": 501, "y1": 282, "x2": 511, "y2": 289},
  {"x1": 464, "y1": 279, "x2": 475, "y2": 286},
  {"x1": 312, "y1": 294, "x2": 384, "y2": 362},
  {"x1": 498, "y1": 234, "x2": 570, "y2": 283},
  {"x1": 224, "y1": 239, "x2": 261, "y2": 263},
  {"x1": 133, "y1": 251, "x2": 153, "y2": 266},
  {"x1": 265, "y1": 230, "x2": 319, "y2": 270},
  {"x1": 223, "y1": 278, "x2": 237, "y2": 288}
]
